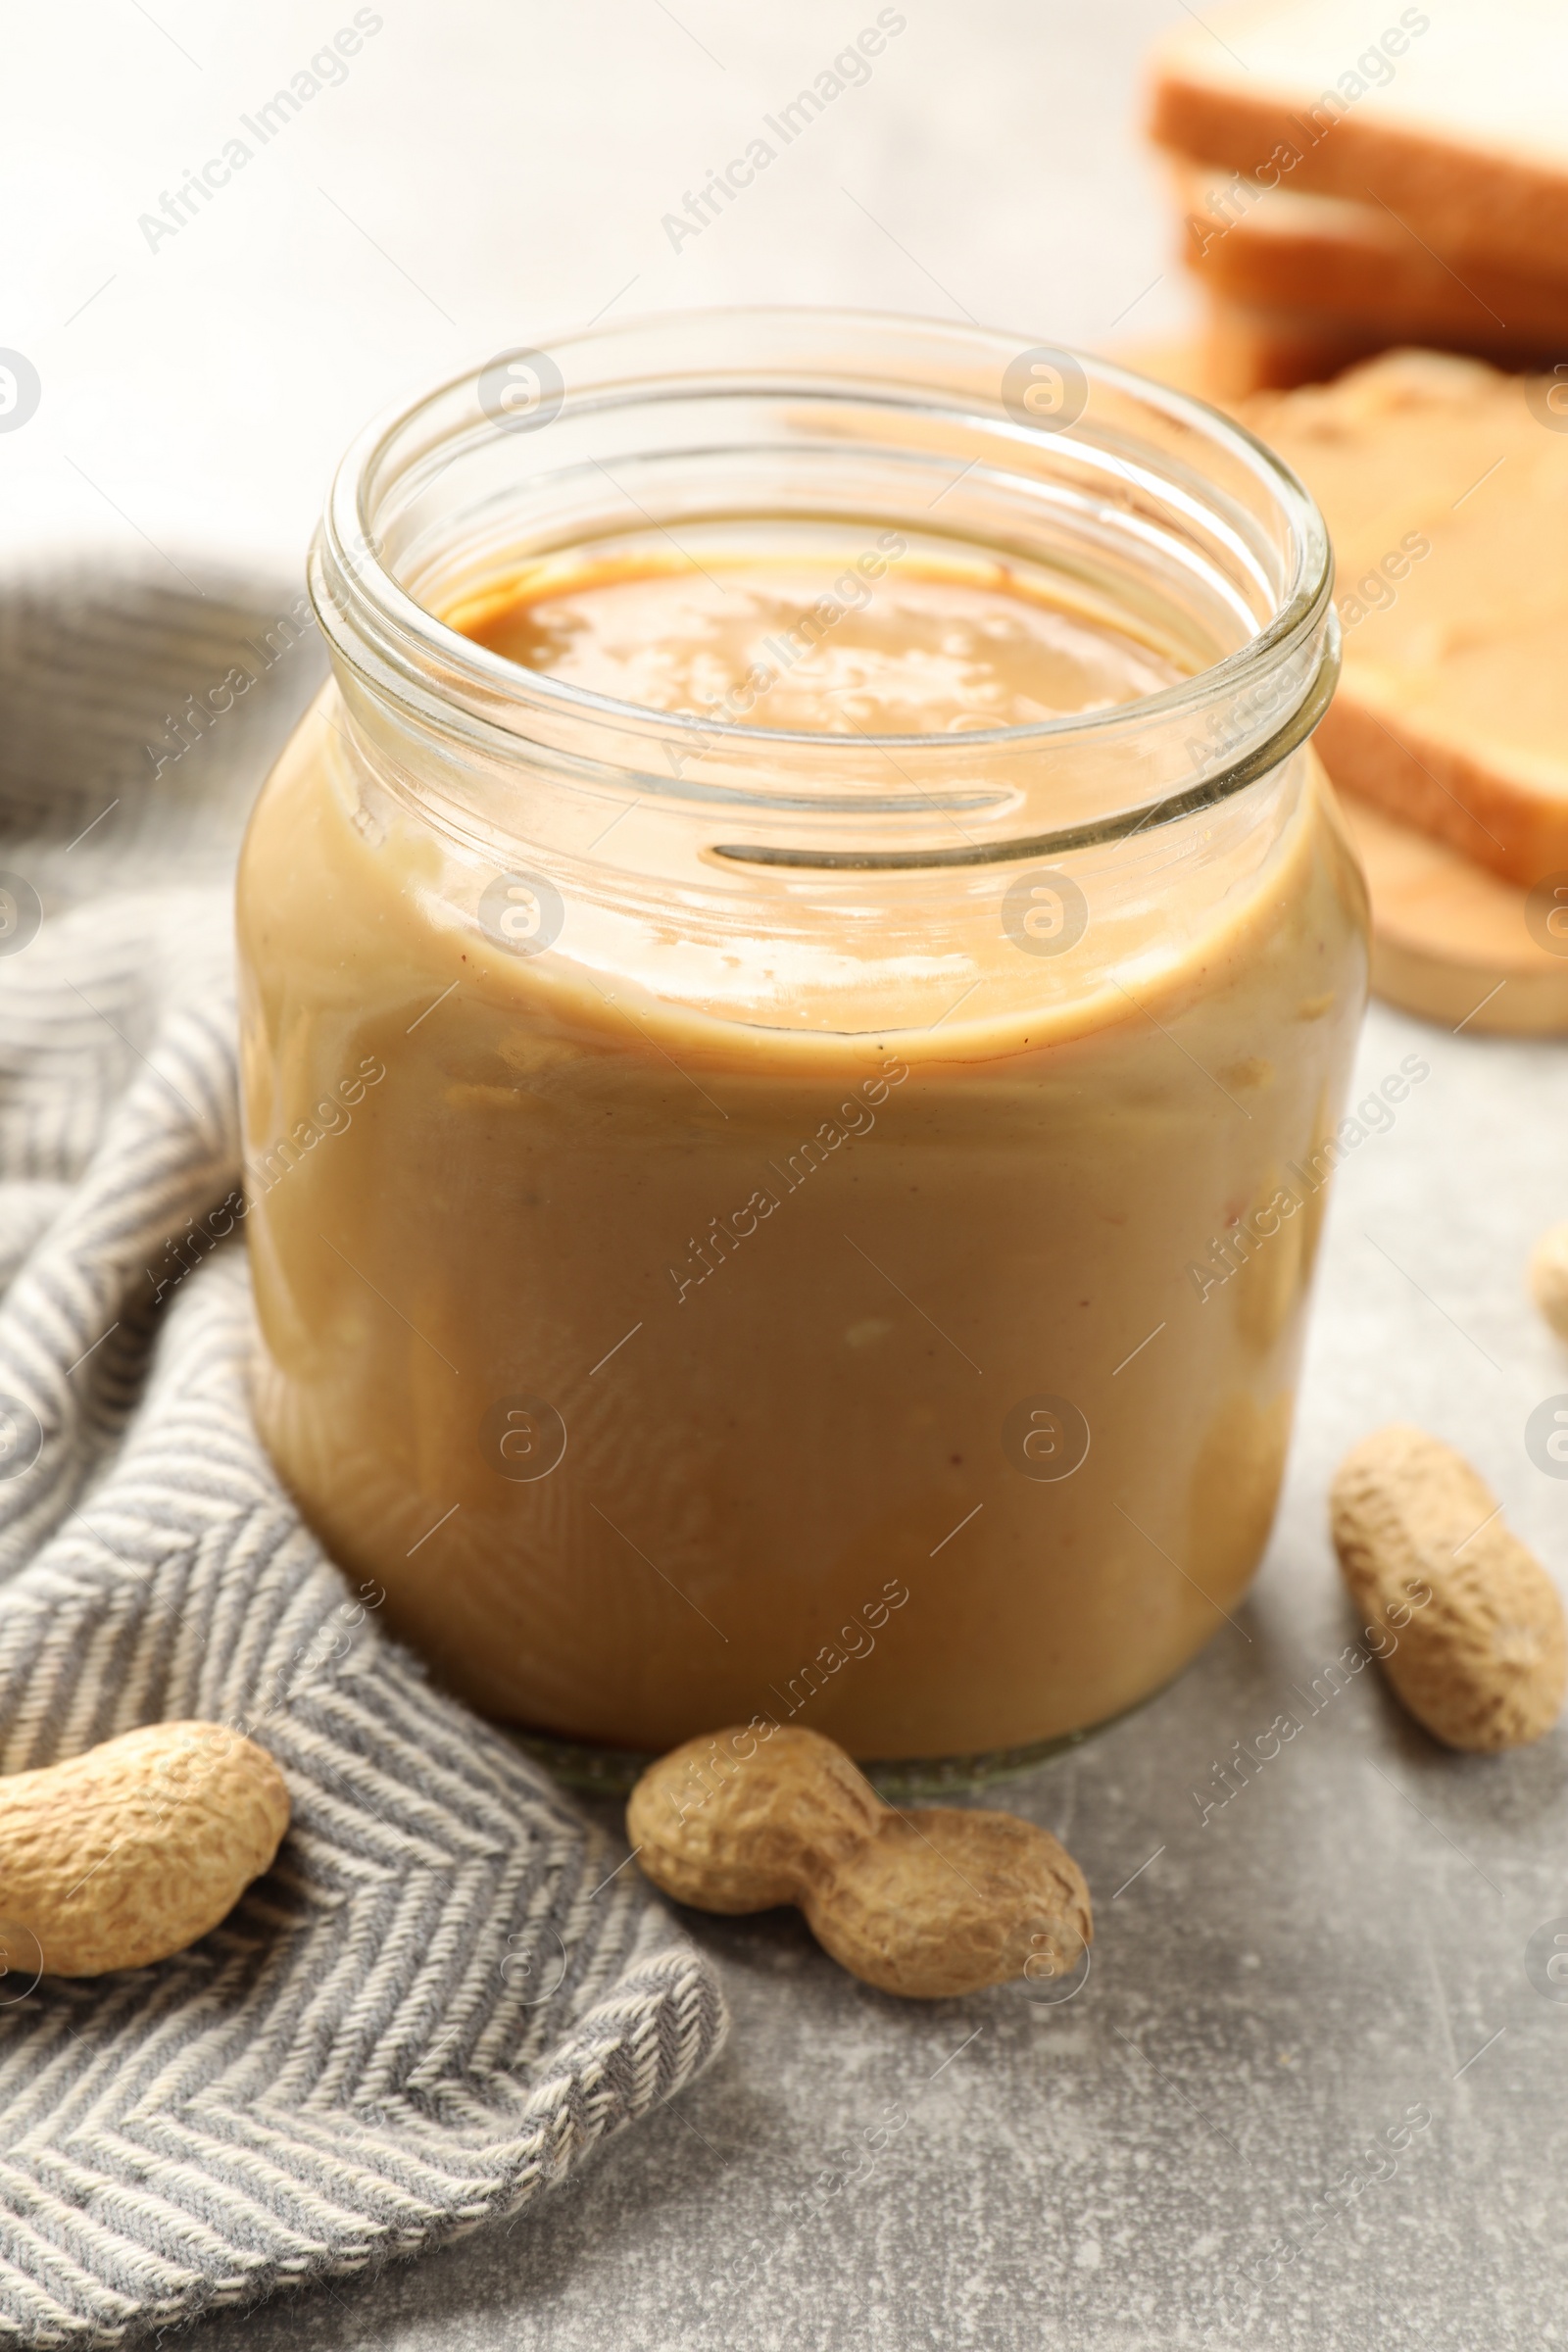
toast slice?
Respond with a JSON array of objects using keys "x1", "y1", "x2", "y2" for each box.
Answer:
[
  {"x1": 1170, "y1": 164, "x2": 1568, "y2": 344},
  {"x1": 1149, "y1": 0, "x2": 1568, "y2": 281},
  {"x1": 1237, "y1": 350, "x2": 1568, "y2": 887},
  {"x1": 1201, "y1": 291, "x2": 1561, "y2": 397},
  {"x1": 1204, "y1": 295, "x2": 1405, "y2": 395}
]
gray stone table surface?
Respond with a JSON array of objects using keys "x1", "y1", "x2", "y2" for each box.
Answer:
[
  {"x1": 12, "y1": 0, "x2": 1568, "y2": 2343},
  {"x1": 180, "y1": 1011, "x2": 1568, "y2": 2352}
]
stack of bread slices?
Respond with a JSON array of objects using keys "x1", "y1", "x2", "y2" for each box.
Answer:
[
  {"x1": 1140, "y1": 0, "x2": 1568, "y2": 1033},
  {"x1": 1147, "y1": 0, "x2": 1568, "y2": 396}
]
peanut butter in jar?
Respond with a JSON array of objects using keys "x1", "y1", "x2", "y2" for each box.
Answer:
[{"x1": 236, "y1": 313, "x2": 1366, "y2": 1770}]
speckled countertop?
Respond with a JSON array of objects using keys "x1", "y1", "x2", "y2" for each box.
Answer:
[{"x1": 12, "y1": 2, "x2": 1568, "y2": 2343}]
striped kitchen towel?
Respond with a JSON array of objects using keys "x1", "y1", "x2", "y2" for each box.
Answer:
[{"x1": 0, "y1": 557, "x2": 726, "y2": 2347}]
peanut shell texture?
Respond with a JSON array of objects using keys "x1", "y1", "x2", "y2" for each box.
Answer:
[
  {"x1": 629, "y1": 1724, "x2": 1091, "y2": 1999},
  {"x1": 1330, "y1": 1425, "x2": 1566, "y2": 1751},
  {"x1": 0, "y1": 1721, "x2": 291, "y2": 1977}
]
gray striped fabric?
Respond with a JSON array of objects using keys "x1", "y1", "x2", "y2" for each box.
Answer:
[{"x1": 0, "y1": 560, "x2": 727, "y2": 2347}]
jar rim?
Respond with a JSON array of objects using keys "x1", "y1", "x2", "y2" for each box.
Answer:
[{"x1": 313, "y1": 306, "x2": 1338, "y2": 866}]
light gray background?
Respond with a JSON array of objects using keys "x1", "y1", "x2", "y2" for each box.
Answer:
[
  {"x1": 1, "y1": 0, "x2": 1192, "y2": 561},
  {"x1": 8, "y1": 4, "x2": 1568, "y2": 2346}
]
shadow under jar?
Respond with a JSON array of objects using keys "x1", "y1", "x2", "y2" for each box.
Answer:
[{"x1": 237, "y1": 309, "x2": 1367, "y2": 1784}]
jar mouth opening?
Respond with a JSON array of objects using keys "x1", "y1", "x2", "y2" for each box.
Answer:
[{"x1": 313, "y1": 307, "x2": 1337, "y2": 864}]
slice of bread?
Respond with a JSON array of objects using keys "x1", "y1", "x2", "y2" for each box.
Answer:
[
  {"x1": 1202, "y1": 291, "x2": 1560, "y2": 397},
  {"x1": 1204, "y1": 295, "x2": 1402, "y2": 395},
  {"x1": 1171, "y1": 164, "x2": 1568, "y2": 342},
  {"x1": 1237, "y1": 350, "x2": 1568, "y2": 887},
  {"x1": 1149, "y1": 0, "x2": 1568, "y2": 281}
]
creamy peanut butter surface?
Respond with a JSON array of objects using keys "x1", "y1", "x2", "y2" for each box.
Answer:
[
  {"x1": 464, "y1": 554, "x2": 1183, "y2": 732},
  {"x1": 238, "y1": 545, "x2": 1365, "y2": 1759}
]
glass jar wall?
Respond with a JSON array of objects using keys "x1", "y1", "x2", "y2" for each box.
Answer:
[{"x1": 236, "y1": 310, "x2": 1367, "y2": 1771}]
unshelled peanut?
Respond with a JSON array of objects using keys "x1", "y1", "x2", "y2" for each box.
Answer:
[{"x1": 629, "y1": 1724, "x2": 1091, "y2": 1999}]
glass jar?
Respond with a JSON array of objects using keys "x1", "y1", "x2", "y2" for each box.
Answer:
[{"x1": 236, "y1": 309, "x2": 1366, "y2": 1783}]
